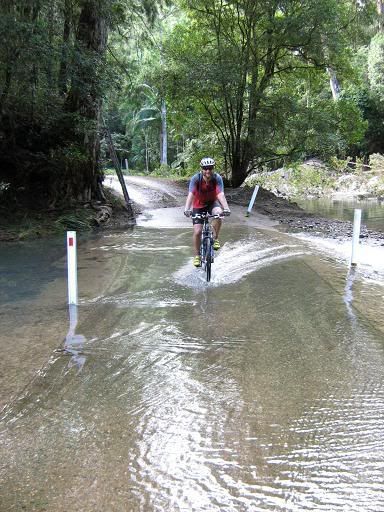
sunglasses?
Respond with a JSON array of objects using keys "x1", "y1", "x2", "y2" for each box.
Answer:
[{"x1": 202, "y1": 166, "x2": 214, "y2": 170}]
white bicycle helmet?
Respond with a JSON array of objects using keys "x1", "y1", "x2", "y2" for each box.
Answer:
[{"x1": 200, "y1": 157, "x2": 215, "y2": 167}]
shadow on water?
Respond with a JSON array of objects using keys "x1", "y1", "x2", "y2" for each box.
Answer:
[
  {"x1": 1, "y1": 225, "x2": 384, "y2": 511},
  {"x1": 0, "y1": 238, "x2": 65, "y2": 304}
]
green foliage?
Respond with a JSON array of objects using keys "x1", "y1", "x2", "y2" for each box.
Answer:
[
  {"x1": 0, "y1": 205, "x2": 96, "y2": 240},
  {"x1": 328, "y1": 156, "x2": 354, "y2": 173},
  {"x1": 345, "y1": 73, "x2": 384, "y2": 155},
  {"x1": 101, "y1": 132, "x2": 131, "y2": 169},
  {"x1": 290, "y1": 165, "x2": 335, "y2": 194},
  {"x1": 369, "y1": 153, "x2": 384, "y2": 173},
  {"x1": 368, "y1": 32, "x2": 384, "y2": 100},
  {"x1": 248, "y1": 162, "x2": 336, "y2": 197},
  {"x1": 0, "y1": 0, "x2": 167, "y2": 208},
  {"x1": 171, "y1": 133, "x2": 224, "y2": 175},
  {"x1": 370, "y1": 178, "x2": 384, "y2": 197},
  {"x1": 152, "y1": 163, "x2": 172, "y2": 176},
  {"x1": 1, "y1": 0, "x2": 384, "y2": 210},
  {"x1": 300, "y1": 97, "x2": 367, "y2": 160},
  {"x1": 160, "y1": 0, "x2": 374, "y2": 185}
]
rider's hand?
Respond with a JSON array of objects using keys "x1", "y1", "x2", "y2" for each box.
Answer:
[
  {"x1": 184, "y1": 209, "x2": 192, "y2": 217},
  {"x1": 223, "y1": 209, "x2": 231, "y2": 216}
]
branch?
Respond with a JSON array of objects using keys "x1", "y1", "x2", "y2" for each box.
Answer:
[
  {"x1": 198, "y1": 98, "x2": 230, "y2": 144},
  {"x1": 107, "y1": 45, "x2": 132, "y2": 81}
]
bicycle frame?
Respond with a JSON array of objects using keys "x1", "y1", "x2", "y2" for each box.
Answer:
[{"x1": 191, "y1": 212, "x2": 223, "y2": 282}]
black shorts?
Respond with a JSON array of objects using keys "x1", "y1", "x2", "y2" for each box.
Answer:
[{"x1": 192, "y1": 201, "x2": 221, "y2": 225}]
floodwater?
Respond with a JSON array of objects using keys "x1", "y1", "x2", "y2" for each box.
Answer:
[
  {"x1": 295, "y1": 197, "x2": 384, "y2": 233},
  {"x1": 1, "y1": 200, "x2": 384, "y2": 511}
]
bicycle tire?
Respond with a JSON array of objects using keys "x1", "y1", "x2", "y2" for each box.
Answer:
[
  {"x1": 205, "y1": 238, "x2": 212, "y2": 282},
  {"x1": 200, "y1": 237, "x2": 206, "y2": 269}
]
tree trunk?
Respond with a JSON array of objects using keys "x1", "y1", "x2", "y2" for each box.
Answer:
[
  {"x1": 58, "y1": 0, "x2": 71, "y2": 96},
  {"x1": 378, "y1": 1, "x2": 384, "y2": 31},
  {"x1": 0, "y1": 64, "x2": 13, "y2": 115},
  {"x1": 46, "y1": 3, "x2": 55, "y2": 91},
  {"x1": 30, "y1": 4, "x2": 40, "y2": 122},
  {"x1": 144, "y1": 132, "x2": 150, "y2": 173},
  {"x1": 231, "y1": 136, "x2": 248, "y2": 187},
  {"x1": 327, "y1": 67, "x2": 341, "y2": 101},
  {"x1": 160, "y1": 98, "x2": 168, "y2": 165},
  {"x1": 65, "y1": 0, "x2": 108, "y2": 202}
]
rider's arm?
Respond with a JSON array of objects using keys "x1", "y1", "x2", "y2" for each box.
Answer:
[
  {"x1": 217, "y1": 191, "x2": 230, "y2": 211},
  {"x1": 214, "y1": 175, "x2": 230, "y2": 212},
  {"x1": 184, "y1": 191, "x2": 194, "y2": 212}
]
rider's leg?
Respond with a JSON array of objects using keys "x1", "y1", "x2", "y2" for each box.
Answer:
[
  {"x1": 193, "y1": 224, "x2": 203, "y2": 255},
  {"x1": 211, "y1": 205, "x2": 223, "y2": 240}
]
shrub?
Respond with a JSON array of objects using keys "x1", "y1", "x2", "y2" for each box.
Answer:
[{"x1": 369, "y1": 153, "x2": 384, "y2": 173}]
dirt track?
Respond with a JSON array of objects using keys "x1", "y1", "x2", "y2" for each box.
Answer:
[{"x1": 113, "y1": 176, "x2": 384, "y2": 245}]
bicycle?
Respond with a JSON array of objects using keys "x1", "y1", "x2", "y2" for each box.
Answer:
[{"x1": 191, "y1": 212, "x2": 225, "y2": 282}]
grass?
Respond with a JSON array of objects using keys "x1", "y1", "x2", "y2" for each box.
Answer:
[{"x1": 0, "y1": 207, "x2": 97, "y2": 241}]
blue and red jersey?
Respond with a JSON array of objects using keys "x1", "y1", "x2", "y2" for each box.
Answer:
[{"x1": 188, "y1": 172, "x2": 224, "y2": 208}]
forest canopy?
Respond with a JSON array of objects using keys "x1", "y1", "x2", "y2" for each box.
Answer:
[{"x1": 0, "y1": 0, "x2": 384, "y2": 207}]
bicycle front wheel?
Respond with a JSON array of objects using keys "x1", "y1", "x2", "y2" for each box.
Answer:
[{"x1": 205, "y1": 238, "x2": 212, "y2": 282}]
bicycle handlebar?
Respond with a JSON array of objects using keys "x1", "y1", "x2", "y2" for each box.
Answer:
[
  {"x1": 190, "y1": 210, "x2": 230, "y2": 218},
  {"x1": 190, "y1": 213, "x2": 225, "y2": 220}
]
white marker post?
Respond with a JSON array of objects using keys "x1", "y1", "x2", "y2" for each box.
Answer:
[
  {"x1": 67, "y1": 231, "x2": 78, "y2": 305},
  {"x1": 125, "y1": 158, "x2": 129, "y2": 173},
  {"x1": 350, "y1": 209, "x2": 362, "y2": 267},
  {"x1": 245, "y1": 185, "x2": 260, "y2": 217}
]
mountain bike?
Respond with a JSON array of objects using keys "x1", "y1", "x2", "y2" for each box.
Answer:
[{"x1": 191, "y1": 212, "x2": 224, "y2": 282}]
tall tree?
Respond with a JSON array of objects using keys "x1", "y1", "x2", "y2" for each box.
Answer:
[
  {"x1": 378, "y1": 0, "x2": 384, "y2": 29},
  {"x1": 64, "y1": 0, "x2": 109, "y2": 202},
  {"x1": 0, "y1": 0, "x2": 166, "y2": 207},
  {"x1": 165, "y1": 0, "x2": 368, "y2": 185}
]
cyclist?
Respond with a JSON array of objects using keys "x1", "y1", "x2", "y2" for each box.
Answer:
[{"x1": 184, "y1": 157, "x2": 230, "y2": 267}]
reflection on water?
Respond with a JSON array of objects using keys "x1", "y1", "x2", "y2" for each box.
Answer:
[
  {"x1": 295, "y1": 197, "x2": 384, "y2": 232},
  {"x1": 1, "y1": 223, "x2": 384, "y2": 511},
  {"x1": 63, "y1": 304, "x2": 87, "y2": 373},
  {"x1": 344, "y1": 268, "x2": 358, "y2": 325}
]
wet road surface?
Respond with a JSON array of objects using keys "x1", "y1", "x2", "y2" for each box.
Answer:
[{"x1": 1, "y1": 180, "x2": 384, "y2": 511}]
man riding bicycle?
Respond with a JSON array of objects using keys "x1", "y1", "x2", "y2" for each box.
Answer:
[{"x1": 184, "y1": 157, "x2": 230, "y2": 267}]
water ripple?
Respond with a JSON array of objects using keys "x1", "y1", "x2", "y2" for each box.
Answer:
[{"x1": 174, "y1": 238, "x2": 311, "y2": 287}]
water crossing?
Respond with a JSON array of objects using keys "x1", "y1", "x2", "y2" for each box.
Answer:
[{"x1": 1, "y1": 208, "x2": 384, "y2": 511}]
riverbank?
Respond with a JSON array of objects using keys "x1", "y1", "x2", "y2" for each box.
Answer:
[
  {"x1": 0, "y1": 189, "x2": 136, "y2": 242},
  {"x1": 225, "y1": 185, "x2": 384, "y2": 244},
  {"x1": 246, "y1": 157, "x2": 384, "y2": 200}
]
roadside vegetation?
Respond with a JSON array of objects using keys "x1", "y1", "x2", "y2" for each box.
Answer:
[{"x1": 246, "y1": 154, "x2": 384, "y2": 200}]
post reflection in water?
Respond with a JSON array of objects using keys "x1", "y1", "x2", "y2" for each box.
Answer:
[
  {"x1": 344, "y1": 267, "x2": 357, "y2": 323},
  {"x1": 64, "y1": 304, "x2": 86, "y2": 373}
]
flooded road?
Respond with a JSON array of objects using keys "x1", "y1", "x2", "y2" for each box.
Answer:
[{"x1": 1, "y1": 194, "x2": 384, "y2": 511}]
